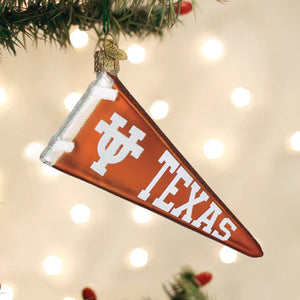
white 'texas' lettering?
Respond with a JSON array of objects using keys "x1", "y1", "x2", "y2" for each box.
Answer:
[
  {"x1": 191, "y1": 202, "x2": 222, "y2": 233},
  {"x1": 212, "y1": 218, "x2": 237, "y2": 241},
  {"x1": 137, "y1": 149, "x2": 237, "y2": 241},
  {"x1": 170, "y1": 182, "x2": 209, "y2": 223},
  {"x1": 152, "y1": 166, "x2": 193, "y2": 212},
  {"x1": 138, "y1": 150, "x2": 179, "y2": 201}
]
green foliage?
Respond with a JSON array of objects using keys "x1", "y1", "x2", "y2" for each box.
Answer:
[
  {"x1": 0, "y1": 0, "x2": 182, "y2": 54},
  {"x1": 163, "y1": 267, "x2": 208, "y2": 300}
]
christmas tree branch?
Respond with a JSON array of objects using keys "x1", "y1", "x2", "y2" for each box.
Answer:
[
  {"x1": 80, "y1": 266, "x2": 213, "y2": 300},
  {"x1": 163, "y1": 266, "x2": 209, "y2": 300},
  {"x1": 0, "y1": 0, "x2": 181, "y2": 54}
]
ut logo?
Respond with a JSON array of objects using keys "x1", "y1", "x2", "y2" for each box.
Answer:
[{"x1": 90, "y1": 112, "x2": 146, "y2": 176}]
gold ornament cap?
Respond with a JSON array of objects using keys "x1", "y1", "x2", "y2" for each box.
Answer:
[{"x1": 94, "y1": 37, "x2": 127, "y2": 73}]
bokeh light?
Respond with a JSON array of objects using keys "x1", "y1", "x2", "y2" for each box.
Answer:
[
  {"x1": 127, "y1": 45, "x2": 146, "y2": 64},
  {"x1": 202, "y1": 39, "x2": 223, "y2": 60},
  {"x1": 41, "y1": 164, "x2": 60, "y2": 176},
  {"x1": 42, "y1": 255, "x2": 63, "y2": 275},
  {"x1": 129, "y1": 248, "x2": 148, "y2": 268},
  {"x1": 231, "y1": 87, "x2": 251, "y2": 107},
  {"x1": 70, "y1": 29, "x2": 88, "y2": 48},
  {"x1": 150, "y1": 100, "x2": 169, "y2": 120},
  {"x1": 289, "y1": 131, "x2": 300, "y2": 151},
  {"x1": 24, "y1": 142, "x2": 44, "y2": 161},
  {"x1": 203, "y1": 139, "x2": 223, "y2": 159},
  {"x1": 64, "y1": 93, "x2": 82, "y2": 112},
  {"x1": 70, "y1": 204, "x2": 90, "y2": 224},
  {"x1": 0, "y1": 284, "x2": 14, "y2": 300},
  {"x1": 0, "y1": 88, "x2": 5, "y2": 105},
  {"x1": 219, "y1": 246, "x2": 237, "y2": 264},
  {"x1": 132, "y1": 206, "x2": 152, "y2": 224}
]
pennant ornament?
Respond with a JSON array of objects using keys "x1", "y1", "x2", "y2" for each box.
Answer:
[{"x1": 40, "y1": 37, "x2": 263, "y2": 258}]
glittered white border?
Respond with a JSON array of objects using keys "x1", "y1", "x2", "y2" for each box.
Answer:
[{"x1": 40, "y1": 71, "x2": 117, "y2": 165}]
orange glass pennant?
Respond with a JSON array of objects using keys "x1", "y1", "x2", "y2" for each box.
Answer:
[{"x1": 41, "y1": 71, "x2": 263, "y2": 257}]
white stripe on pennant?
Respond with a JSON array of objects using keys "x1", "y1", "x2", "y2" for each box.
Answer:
[{"x1": 92, "y1": 87, "x2": 118, "y2": 101}]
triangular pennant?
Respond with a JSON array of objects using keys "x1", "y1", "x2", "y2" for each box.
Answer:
[{"x1": 41, "y1": 71, "x2": 263, "y2": 257}]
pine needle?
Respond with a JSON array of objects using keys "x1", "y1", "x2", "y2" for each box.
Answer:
[{"x1": 0, "y1": 0, "x2": 175, "y2": 54}]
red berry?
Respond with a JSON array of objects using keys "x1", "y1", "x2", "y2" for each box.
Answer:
[
  {"x1": 194, "y1": 272, "x2": 213, "y2": 286},
  {"x1": 82, "y1": 287, "x2": 97, "y2": 300},
  {"x1": 174, "y1": 1, "x2": 193, "y2": 15}
]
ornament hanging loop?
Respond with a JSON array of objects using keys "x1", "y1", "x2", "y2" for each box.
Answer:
[
  {"x1": 95, "y1": 0, "x2": 127, "y2": 73},
  {"x1": 102, "y1": 0, "x2": 111, "y2": 35},
  {"x1": 94, "y1": 33, "x2": 127, "y2": 74}
]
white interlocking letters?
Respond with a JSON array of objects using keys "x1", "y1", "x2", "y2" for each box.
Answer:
[{"x1": 91, "y1": 112, "x2": 146, "y2": 176}]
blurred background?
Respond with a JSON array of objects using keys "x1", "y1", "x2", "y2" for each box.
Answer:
[{"x1": 1, "y1": 0, "x2": 300, "y2": 299}]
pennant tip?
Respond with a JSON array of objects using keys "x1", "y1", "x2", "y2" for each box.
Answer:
[
  {"x1": 244, "y1": 240, "x2": 264, "y2": 258},
  {"x1": 252, "y1": 247, "x2": 264, "y2": 258}
]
